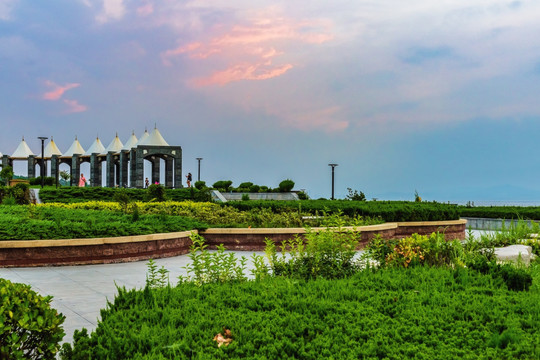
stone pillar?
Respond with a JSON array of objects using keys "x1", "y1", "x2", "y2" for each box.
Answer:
[
  {"x1": 71, "y1": 155, "x2": 80, "y2": 186},
  {"x1": 130, "y1": 149, "x2": 137, "y2": 188},
  {"x1": 51, "y1": 155, "x2": 59, "y2": 187},
  {"x1": 90, "y1": 154, "x2": 101, "y2": 187},
  {"x1": 151, "y1": 157, "x2": 160, "y2": 185},
  {"x1": 27, "y1": 155, "x2": 36, "y2": 179},
  {"x1": 119, "y1": 151, "x2": 128, "y2": 188},
  {"x1": 106, "y1": 152, "x2": 115, "y2": 188},
  {"x1": 2, "y1": 155, "x2": 10, "y2": 168},
  {"x1": 135, "y1": 148, "x2": 144, "y2": 188},
  {"x1": 165, "y1": 157, "x2": 174, "y2": 188},
  {"x1": 174, "y1": 153, "x2": 182, "y2": 189}
]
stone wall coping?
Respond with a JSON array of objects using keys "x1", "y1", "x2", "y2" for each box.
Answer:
[
  {"x1": 201, "y1": 223, "x2": 397, "y2": 235},
  {"x1": 396, "y1": 219, "x2": 467, "y2": 226},
  {"x1": 0, "y1": 220, "x2": 466, "y2": 250},
  {"x1": 0, "y1": 230, "x2": 196, "y2": 248}
]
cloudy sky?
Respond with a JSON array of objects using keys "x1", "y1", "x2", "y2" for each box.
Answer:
[{"x1": 2, "y1": 0, "x2": 540, "y2": 201}]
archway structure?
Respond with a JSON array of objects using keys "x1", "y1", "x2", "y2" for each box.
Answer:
[{"x1": 0, "y1": 127, "x2": 182, "y2": 189}]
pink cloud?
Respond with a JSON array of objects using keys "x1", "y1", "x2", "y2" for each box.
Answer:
[
  {"x1": 137, "y1": 2, "x2": 154, "y2": 17},
  {"x1": 63, "y1": 99, "x2": 88, "y2": 114},
  {"x1": 162, "y1": 13, "x2": 333, "y2": 86},
  {"x1": 42, "y1": 81, "x2": 80, "y2": 101},
  {"x1": 284, "y1": 106, "x2": 349, "y2": 133},
  {"x1": 194, "y1": 62, "x2": 293, "y2": 87}
]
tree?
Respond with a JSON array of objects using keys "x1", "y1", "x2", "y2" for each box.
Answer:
[
  {"x1": 346, "y1": 188, "x2": 366, "y2": 201},
  {"x1": 0, "y1": 165, "x2": 14, "y2": 186},
  {"x1": 60, "y1": 170, "x2": 71, "y2": 185}
]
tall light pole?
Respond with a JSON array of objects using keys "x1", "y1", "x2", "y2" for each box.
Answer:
[
  {"x1": 196, "y1": 157, "x2": 203, "y2": 181},
  {"x1": 328, "y1": 163, "x2": 338, "y2": 200},
  {"x1": 38, "y1": 137, "x2": 48, "y2": 189}
]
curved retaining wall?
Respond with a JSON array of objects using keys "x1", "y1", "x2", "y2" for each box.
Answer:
[{"x1": 0, "y1": 220, "x2": 466, "y2": 267}]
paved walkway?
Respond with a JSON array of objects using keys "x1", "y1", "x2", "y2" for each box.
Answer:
[{"x1": 0, "y1": 230, "x2": 486, "y2": 346}]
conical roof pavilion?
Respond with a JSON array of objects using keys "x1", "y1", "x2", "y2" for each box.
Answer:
[
  {"x1": 62, "y1": 137, "x2": 86, "y2": 157},
  {"x1": 138, "y1": 127, "x2": 169, "y2": 146},
  {"x1": 133, "y1": 129, "x2": 150, "y2": 147},
  {"x1": 122, "y1": 131, "x2": 138, "y2": 150},
  {"x1": 44, "y1": 137, "x2": 63, "y2": 158},
  {"x1": 103, "y1": 134, "x2": 124, "y2": 154},
  {"x1": 85, "y1": 137, "x2": 106, "y2": 156},
  {"x1": 11, "y1": 137, "x2": 35, "y2": 159}
]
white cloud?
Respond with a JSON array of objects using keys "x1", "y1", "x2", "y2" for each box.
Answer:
[
  {"x1": 96, "y1": 0, "x2": 125, "y2": 24},
  {"x1": 0, "y1": 0, "x2": 17, "y2": 21}
]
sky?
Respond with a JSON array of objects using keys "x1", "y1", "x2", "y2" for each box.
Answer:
[{"x1": 2, "y1": 0, "x2": 540, "y2": 201}]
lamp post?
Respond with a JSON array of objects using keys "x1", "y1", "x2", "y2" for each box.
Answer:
[
  {"x1": 196, "y1": 157, "x2": 203, "y2": 181},
  {"x1": 328, "y1": 163, "x2": 338, "y2": 200},
  {"x1": 38, "y1": 137, "x2": 48, "y2": 189}
]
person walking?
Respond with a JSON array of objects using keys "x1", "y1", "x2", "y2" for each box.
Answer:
[
  {"x1": 186, "y1": 173, "x2": 192, "y2": 187},
  {"x1": 79, "y1": 173, "x2": 87, "y2": 187},
  {"x1": 145, "y1": 177, "x2": 149, "y2": 188}
]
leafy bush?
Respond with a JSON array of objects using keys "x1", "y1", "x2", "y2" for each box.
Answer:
[
  {"x1": 346, "y1": 187, "x2": 366, "y2": 201},
  {"x1": 212, "y1": 180, "x2": 233, "y2": 192},
  {"x1": 60, "y1": 265, "x2": 540, "y2": 359},
  {"x1": 194, "y1": 180, "x2": 206, "y2": 190},
  {"x1": 0, "y1": 165, "x2": 14, "y2": 186},
  {"x1": 29, "y1": 177, "x2": 56, "y2": 186},
  {"x1": 0, "y1": 278, "x2": 65, "y2": 359},
  {"x1": 265, "y1": 227, "x2": 361, "y2": 280},
  {"x1": 145, "y1": 184, "x2": 167, "y2": 202},
  {"x1": 1, "y1": 183, "x2": 31, "y2": 205},
  {"x1": 278, "y1": 179, "x2": 295, "y2": 192}
]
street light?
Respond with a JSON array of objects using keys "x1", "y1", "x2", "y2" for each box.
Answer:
[
  {"x1": 38, "y1": 137, "x2": 48, "y2": 189},
  {"x1": 196, "y1": 157, "x2": 203, "y2": 181},
  {"x1": 328, "y1": 163, "x2": 338, "y2": 200}
]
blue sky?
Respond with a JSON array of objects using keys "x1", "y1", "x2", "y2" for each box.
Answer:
[{"x1": 2, "y1": 0, "x2": 540, "y2": 201}]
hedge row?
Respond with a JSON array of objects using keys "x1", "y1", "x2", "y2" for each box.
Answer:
[
  {"x1": 0, "y1": 206, "x2": 208, "y2": 240},
  {"x1": 61, "y1": 266, "x2": 540, "y2": 359},
  {"x1": 225, "y1": 200, "x2": 460, "y2": 222},
  {"x1": 459, "y1": 206, "x2": 540, "y2": 220},
  {"x1": 39, "y1": 187, "x2": 211, "y2": 203}
]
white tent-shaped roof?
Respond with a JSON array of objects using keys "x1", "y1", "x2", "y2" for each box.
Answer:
[
  {"x1": 102, "y1": 134, "x2": 124, "y2": 154},
  {"x1": 133, "y1": 129, "x2": 150, "y2": 147},
  {"x1": 62, "y1": 137, "x2": 86, "y2": 157},
  {"x1": 44, "y1": 137, "x2": 63, "y2": 158},
  {"x1": 122, "y1": 132, "x2": 138, "y2": 150},
  {"x1": 138, "y1": 127, "x2": 169, "y2": 146},
  {"x1": 11, "y1": 137, "x2": 35, "y2": 158},
  {"x1": 85, "y1": 137, "x2": 106, "y2": 156}
]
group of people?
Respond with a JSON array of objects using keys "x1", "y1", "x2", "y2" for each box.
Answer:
[{"x1": 78, "y1": 172, "x2": 194, "y2": 188}]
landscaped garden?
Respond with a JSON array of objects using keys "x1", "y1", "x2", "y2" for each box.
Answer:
[{"x1": 1, "y1": 183, "x2": 540, "y2": 358}]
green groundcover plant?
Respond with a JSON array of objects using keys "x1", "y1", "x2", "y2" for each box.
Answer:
[
  {"x1": 0, "y1": 206, "x2": 208, "y2": 240},
  {"x1": 1, "y1": 278, "x2": 65, "y2": 359},
  {"x1": 60, "y1": 265, "x2": 540, "y2": 359},
  {"x1": 60, "y1": 228, "x2": 540, "y2": 359}
]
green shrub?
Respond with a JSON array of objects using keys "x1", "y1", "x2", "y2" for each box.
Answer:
[
  {"x1": 0, "y1": 165, "x2": 14, "y2": 186},
  {"x1": 0, "y1": 278, "x2": 65, "y2": 359},
  {"x1": 249, "y1": 184, "x2": 260, "y2": 193},
  {"x1": 59, "y1": 266, "x2": 540, "y2": 359},
  {"x1": 278, "y1": 179, "x2": 295, "y2": 192},
  {"x1": 212, "y1": 180, "x2": 233, "y2": 192},
  {"x1": 29, "y1": 177, "x2": 55, "y2": 186},
  {"x1": 145, "y1": 184, "x2": 167, "y2": 202},
  {"x1": 194, "y1": 181, "x2": 206, "y2": 190}
]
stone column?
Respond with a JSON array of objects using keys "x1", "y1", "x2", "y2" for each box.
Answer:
[
  {"x1": 151, "y1": 157, "x2": 160, "y2": 185},
  {"x1": 2, "y1": 155, "x2": 10, "y2": 168},
  {"x1": 71, "y1": 155, "x2": 80, "y2": 187},
  {"x1": 165, "y1": 157, "x2": 174, "y2": 188},
  {"x1": 51, "y1": 155, "x2": 59, "y2": 187},
  {"x1": 27, "y1": 155, "x2": 36, "y2": 179},
  {"x1": 130, "y1": 149, "x2": 137, "y2": 188},
  {"x1": 119, "y1": 151, "x2": 128, "y2": 188},
  {"x1": 90, "y1": 154, "x2": 101, "y2": 187},
  {"x1": 174, "y1": 152, "x2": 182, "y2": 188},
  {"x1": 135, "y1": 148, "x2": 144, "y2": 188},
  {"x1": 106, "y1": 152, "x2": 115, "y2": 188}
]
